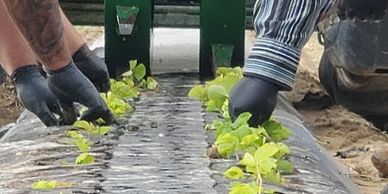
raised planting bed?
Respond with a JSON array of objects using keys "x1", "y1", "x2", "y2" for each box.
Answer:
[{"x1": 0, "y1": 72, "x2": 360, "y2": 193}]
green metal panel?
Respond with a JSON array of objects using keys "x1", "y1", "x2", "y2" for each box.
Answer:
[
  {"x1": 104, "y1": 0, "x2": 153, "y2": 78},
  {"x1": 200, "y1": 0, "x2": 246, "y2": 79},
  {"x1": 61, "y1": 1, "x2": 255, "y2": 27}
]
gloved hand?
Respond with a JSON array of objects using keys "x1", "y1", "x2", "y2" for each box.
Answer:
[
  {"x1": 12, "y1": 65, "x2": 62, "y2": 126},
  {"x1": 229, "y1": 75, "x2": 278, "y2": 127},
  {"x1": 73, "y1": 44, "x2": 110, "y2": 93},
  {"x1": 46, "y1": 62, "x2": 113, "y2": 125}
]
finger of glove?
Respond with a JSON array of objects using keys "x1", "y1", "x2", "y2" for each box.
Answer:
[
  {"x1": 79, "y1": 104, "x2": 115, "y2": 125},
  {"x1": 228, "y1": 78, "x2": 277, "y2": 127},
  {"x1": 80, "y1": 107, "x2": 112, "y2": 123},
  {"x1": 58, "y1": 101, "x2": 77, "y2": 125},
  {"x1": 33, "y1": 103, "x2": 60, "y2": 127},
  {"x1": 46, "y1": 95, "x2": 63, "y2": 118},
  {"x1": 99, "y1": 79, "x2": 110, "y2": 93},
  {"x1": 80, "y1": 97, "x2": 114, "y2": 124}
]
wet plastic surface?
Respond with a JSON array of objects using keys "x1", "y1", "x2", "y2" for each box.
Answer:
[
  {"x1": 0, "y1": 74, "x2": 360, "y2": 193},
  {"x1": 101, "y1": 74, "x2": 216, "y2": 193}
]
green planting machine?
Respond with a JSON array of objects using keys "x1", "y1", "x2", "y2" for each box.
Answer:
[{"x1": 62, "y1": 0, "x2": 255, "y2": 79}]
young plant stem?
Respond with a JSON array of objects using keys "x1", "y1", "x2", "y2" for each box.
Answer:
[{"x1": 256, "y1": 164, "x2": 262, "y2": 194}]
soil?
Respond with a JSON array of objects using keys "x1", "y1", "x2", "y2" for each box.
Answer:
[
  {"x1": 0, "y1": 81, "x2": 21, "y2": 126},
  {"x1": 0, "y1": 26, "x2": 103, "y2": 126},
  {"x1": 288, "y1": 32, "x2": 388, "y2": 194}
]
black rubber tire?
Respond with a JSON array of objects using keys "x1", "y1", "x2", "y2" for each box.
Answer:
[
  {"x1": 318, "y1": 51, "x2": 337, "y2": 102},
  {"x1": 0, "y1": 66, "x2": 6, "y2": 85},
  {"x1": 338, "y1": 0, "x2": 388, "y2": 20},
  {"x1": 319, "y1": 51, "x2": 388, "y2": 129}
]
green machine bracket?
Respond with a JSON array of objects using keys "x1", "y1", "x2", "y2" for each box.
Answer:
[
  {"x1": 200, "y1": 0, "x2": 246, "y2": 79},
  {"x1": 105, "y1": 0, "x2": 153, "y2": 78}
]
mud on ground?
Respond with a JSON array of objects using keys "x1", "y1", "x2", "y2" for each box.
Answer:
[
  {"x1": 0, "y1": 81, "x2": 21, "y2": 126},
  {"x1": 288, "y1": 33, "x2": 388, "y2": 194}
]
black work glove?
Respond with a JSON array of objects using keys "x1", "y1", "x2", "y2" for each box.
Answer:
[
  {"x1": 73, "y1": 44, "x2": 110, "y2": 93},
  {"x1": 229, "y1": 75, "x2": 278, "y2": 127},
  {"x1": 46, "y1": 62, "x2": 113, "y2": 125},
  {"x1": 12, "y1": 65, "x2": 62, "y2": 126}
]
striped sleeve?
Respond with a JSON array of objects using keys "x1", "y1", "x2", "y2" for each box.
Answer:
[{"x1": 245, "y1": 0, "x2": 334, "y2": 91}]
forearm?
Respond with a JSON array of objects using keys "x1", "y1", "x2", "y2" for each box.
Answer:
[
  {"x1": 246, "y1": 0, "x2": 334, "y2": 90},
  {"x1": 61, "y1": 8, "x2": 86, "y2": 55},
  {"x1": 3, "y1": 0, "x2": 71, "y2": 71},
  {"x1": 0, "y1": 1, "x2": 37, "y2": 75}
]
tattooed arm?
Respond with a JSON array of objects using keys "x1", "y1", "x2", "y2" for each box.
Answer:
[
  {"x1": 3, "y1": 0, "x2": 70, "y2": 71},
  {"x1": 3, "y1": 0, "x2": 114, "y2": 125}
]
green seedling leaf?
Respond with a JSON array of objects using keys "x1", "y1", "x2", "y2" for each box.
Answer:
[
  {"x1": 127, "y1": 86, "x2": 139, "y2": 97},
  {"x1": 101, "y1": 92, "x2": 133, "y2": 116},
  {"x1": 32, "y1": 181, "x2": 56, "y2": 189},
  {"x1": 222, "y1": 100, "x2": 231, "y2": 121},
  {"x1": 232, "y1": 112, "x2": 252, "y2": 129},
  {"x1": 129, "y1": 60, "x2": 137, "y2": 70},
  {"x1": 216, "y1": 123, "x2": 233, "y2": 137},
  {"x1": 206, "y1": 100, "x2": 219, "y2": 112},
  {"x1": 277, "y1": 159, "x2": 294, "y2": 173},
  {"x1": 67, "y1": 131, "x2": 83, "y2": 139},
  {"x1": 239, "y1": 134, "x2": 261, "y2": 149},
  {"x1": 96, "y1": 118, "x2": 106, "y2": 125},
  {"x1": 216, "y1": 67, "x2": 243, "y2": 77},
  {"x1": 133, "y1": 63, "x2": 146, "y2": 81},
  {"x1": 264, "y1": 171, "x2": 284, "y2": 185},
  {"x1": 97, "y1": 126, "x2": 111, "y2": 136},
  {"x1": 73, "y1": 120, "x2": 92, "y2": 131},
  {"x1": 259, "y1": 158, "x2": 277, "y2": 175},
  {"x1": 211, "y1": 72, "x2": 242, "y2": 93},
  {"x1": 188, "y1": 85, "x2": 207, "y2": 100},
  {"x1": 147, "y1": 77, "x2": 159, "y2": 90},
  {"x1": 262, "y1": 120, "x2": 292, "y2": 142},
  {"x1": 121, "y1": 70, "x2": 133, "y2": 78},
  {"x1": 207, "y1": 85, "x2": 228, "y2": 110},
  {"x1": 224, "y1": 166, "x2": 244, "y2": 180},
  {"x1": 240, "y1": 153, "x2": 256, "y2": 167},
  {"x1": 123, "y1": 78, "x2": 135, "y2": 87},
  {"x1": 211, "y1": 120, "x2": 224, "y2": 130},
  {"x1": 76, "y1": 153, "x2": 95, "y2": 165},
  {"x1": 254, "y1": 142, "x2": 279, "y2": 163},
  {"x1": 275, "y1": 143, "x2": 290, "y2": 159},
  {"x1": 222, "y1": 74, "x2": 242, "y2": 92},
  {"x1": 207, "y1": 84, "x2": 228, "y2": 98},
  {"x1": 111, "y1": 80, "x2": 139, "y2": 98},
  {"x1": 73, "y1": 138, "x2": 90, "y2": 153},
  {"x1": 231, "y1": 125, "x2": 252, "y2": 140},
  {"x1": 74, "y1": 120, "x2": 108, "y2": 135},
  {"x1": 215, "y1": 133, "x2": 239, "y2": 157},
  {"x1": 140, "y1": 79, "x2": 147, "y2": 88},
  {"x1": 67, "y1": 131, "x2": 91, "y2": 152},
  {"x1": 32, "y1": 181, "x2": 73, "y2": 190},
  {"x1": 254, "y1": 126, "x2": 268, "y2": 136},
  {"x1": 263, "y1": 188, "x2": 276, "y2": 194},
  {"x1": 230, "y1": 183, "x2": 259, "y2": 194}
]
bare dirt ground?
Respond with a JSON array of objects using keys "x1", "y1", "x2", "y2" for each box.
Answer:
[
  {"x1": 0, "y1": 26, "x2": 103, "y2": 126},
  {"x1": 289, "y1": 33, "x2": 388, "y2": 194},
  {"x1": 0, "y1": 81, "x2": 21, "y2": 126}
]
